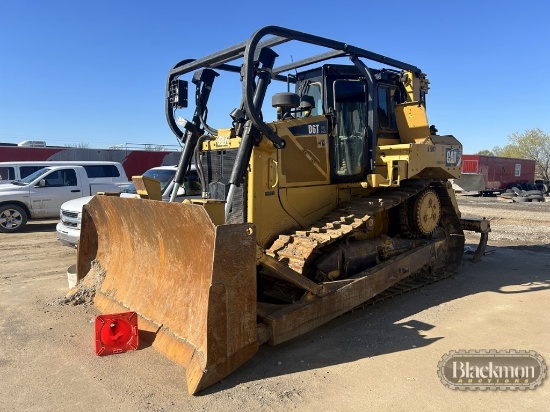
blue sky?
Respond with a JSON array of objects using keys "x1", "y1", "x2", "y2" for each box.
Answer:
[{"x1": 1, "y1": 1, "x2": 549, "y2": 154}]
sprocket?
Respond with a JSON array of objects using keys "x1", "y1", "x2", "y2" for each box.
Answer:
[{"x1": 400, "y1": 188, "x2": 441, "y2": 237}]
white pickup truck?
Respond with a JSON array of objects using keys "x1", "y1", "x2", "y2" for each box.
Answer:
[
  {"x1": 57, "y1": 165, "x2": 201, "y2": 247},
  {"x1": 0, "y1": 165, "x2": 130, "y2": 233}
]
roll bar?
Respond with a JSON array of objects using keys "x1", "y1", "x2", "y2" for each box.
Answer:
[{"x1": 165, "y1": 25, "x2": 422, "y2": 147}]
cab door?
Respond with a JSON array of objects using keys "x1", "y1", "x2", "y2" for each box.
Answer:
[
  {"x1": 29, "y1": 168, "x2": 81, "y2": 217},
  {"x1": 328, "y1": 78, "x2": 370, "y2": 183}
]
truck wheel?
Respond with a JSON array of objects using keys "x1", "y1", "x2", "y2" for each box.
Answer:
[{"x1": 0, "y1": 204, "x2": 28, "y2": 233}]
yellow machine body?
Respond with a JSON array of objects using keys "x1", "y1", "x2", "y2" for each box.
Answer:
[{"x1": 74, "y1": 26, "x2": 488, "y2": 394}]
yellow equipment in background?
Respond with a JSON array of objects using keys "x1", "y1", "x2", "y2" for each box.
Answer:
[{"x1": 76, "y1": 26, "x2": 489, "y2": 394}]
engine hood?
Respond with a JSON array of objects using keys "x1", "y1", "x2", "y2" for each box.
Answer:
[
  {"x1": 0, "y1": 184, "x2": 28, "y2": 196},
  {"x1": 60, "y1": 195, "x2": 95, "y2": 213}
]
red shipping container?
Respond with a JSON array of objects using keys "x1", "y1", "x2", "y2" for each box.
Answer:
[{"x1": 461, "y1": 155, "x2": 536, "y2": 191}]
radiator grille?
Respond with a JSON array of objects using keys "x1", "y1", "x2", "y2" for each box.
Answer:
[{"x1": 201, "y1": 149, "x2": 246, "y2": 224}]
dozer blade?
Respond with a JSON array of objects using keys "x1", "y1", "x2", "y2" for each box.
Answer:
[{"x1": 77, "y1": 196, "x2": 259, "y2": 394}]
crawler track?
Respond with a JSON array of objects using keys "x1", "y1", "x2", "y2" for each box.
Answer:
[
  {"x1": 361, "y1": 269, "x2": 453, "y2": 308},
  {"x1": 266, "y1": 179, "x2": 465, "y2": 301}
]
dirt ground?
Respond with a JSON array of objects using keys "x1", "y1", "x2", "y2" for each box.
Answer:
[{"x1": 1, "y1": 195, "x2": 549, "y2": 411}]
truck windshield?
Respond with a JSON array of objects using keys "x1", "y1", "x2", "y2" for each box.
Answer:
[
  {"x1": 122, "y1": 169, "x2": 176, "y2": 194},
  {"x1": 16, "y1": 168, "x2": 52, "y2": 185}
]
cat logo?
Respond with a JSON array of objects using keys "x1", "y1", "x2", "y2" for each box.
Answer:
[
  {"x1": 215, "y1": 134, "x2": 230, "y2": 147},
  {"x1": 445, "y1": 148, "x2": 461, "y2": 167}
]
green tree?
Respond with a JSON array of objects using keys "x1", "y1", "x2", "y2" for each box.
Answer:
[
  {"x1": 482, "y1": 129, "x2": 550, "y2": 180},
  {"x1": 509, "y1": 129, "x2": 550, "y2": 180},
  {"x1": 492, "y1": 144, "x2": 522, "y2": 158},
  {"x1": 476, "y1": 149, "x2": 494, "y2": 156}
]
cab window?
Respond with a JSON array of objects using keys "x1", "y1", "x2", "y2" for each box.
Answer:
[
  {"x1": 304, "y1": 82, "x2": 323, "y2": 116},
  {"x1": 83, "y1": 165, "x2": 121, "y2": 178},
  {"x1": 377, "y1": 86, "x2": 401, "y2": 130},
  {"x1": 43, "y1": 169, "x2": 77, "y2": 187},
  {"x1": 0, "y1": 167, "x2": 15, "y2": 181},
  {"x1": 333, "y1": 79, "x2": 366, "y2": 177}
]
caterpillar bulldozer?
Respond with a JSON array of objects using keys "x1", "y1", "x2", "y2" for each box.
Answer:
[{"x1": 75, "y1": 26, "x2": 489, "y2": 394}]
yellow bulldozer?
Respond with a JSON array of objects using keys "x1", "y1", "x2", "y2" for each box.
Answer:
[{"x1": 75, "y1": 26, "x2": 489, "y2": 394}]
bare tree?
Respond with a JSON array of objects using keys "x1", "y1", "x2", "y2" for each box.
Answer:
[
  {"x1": 65, "y1": 142, "x2": 90, "y2": 149},
  {"x1": 144, "y1": 144, "x2": 165, "y2": 151}
]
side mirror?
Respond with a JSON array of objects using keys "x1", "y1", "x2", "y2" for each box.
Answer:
[{"x1": 38, "y1": 179, "x2": 46, "y2": 187}]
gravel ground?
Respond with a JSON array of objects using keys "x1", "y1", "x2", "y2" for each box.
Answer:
[
  {"x1": 1, "y1": 196, "x2": 549, "y2": 411},
  {"x1": 457, "y1": 194, "x2": 550, "y2": 247}
]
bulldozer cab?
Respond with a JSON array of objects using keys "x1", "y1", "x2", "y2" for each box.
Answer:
[
  {"x1": 164, "y1": 27, "x2": 430, "y2": 205},
  {"x1": 293, "y1": 64, "x2": 407, "y2": 183}
]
